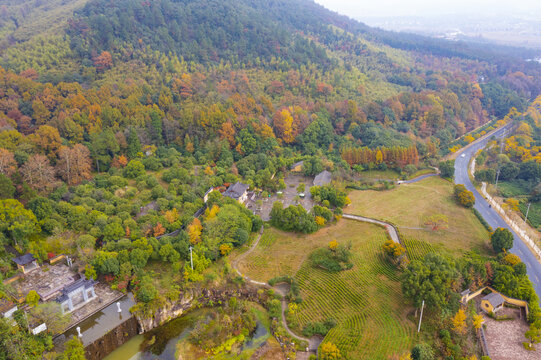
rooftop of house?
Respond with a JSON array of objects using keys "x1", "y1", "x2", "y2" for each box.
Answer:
[
  {"x1": 290, "y1": 160, "x2": 304, "y2": 169},
  {"x1": 0, "y1": 298, "x2": 16, "y2": 315},
  {"x1": 12, "y1": 253, "x2": 36, "y2": 266},
  {"x1": 313, "y1": 170, "x2": 332, "y2": 187},
  {"x1": 483, "y1": 292, "x2": 505, "y2": 308},
  {"x1": 223, "y1": 182, "x2": 249, "y2": 199}
]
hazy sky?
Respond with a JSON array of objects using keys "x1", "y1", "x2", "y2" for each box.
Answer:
[{"x1": 314, "y1": 0, "x2": 541, "y2": 18}]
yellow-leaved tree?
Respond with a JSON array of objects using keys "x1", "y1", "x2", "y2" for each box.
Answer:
[
  {"x1": 320, "y1": 342, "x2": 341, "y2": 359},
  {"x1": 452, "y1": 309, "x2": 467, "y2": 334},
  {"x1": 188, "y1": 218, "x2": 203, "y2": 244}
]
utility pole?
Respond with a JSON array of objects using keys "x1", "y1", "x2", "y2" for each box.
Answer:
[
  {"x1": 525, "y1": 202, "x2": 531, "y2": 224},
  {"x1": 189, "y1": 246, "x2": 193, "y2": 270},
  {"x1": 417, "y1": 300, "x2": 425, "y2": 333},
  {"x1": 494, "y1": 168, "x2": 501, "y2": 191}
]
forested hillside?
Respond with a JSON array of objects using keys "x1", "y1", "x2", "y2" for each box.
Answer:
[{"x1": 1, "y1": 0, "x2": 541, "y2": 358}]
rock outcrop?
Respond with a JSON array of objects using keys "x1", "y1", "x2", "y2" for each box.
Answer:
[{"x1": 135, "y1": 286, "x2": 263, "y2": 333}]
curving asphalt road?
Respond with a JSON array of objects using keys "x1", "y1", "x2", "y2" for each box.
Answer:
[{"x1": 454, "y1": 125, "x2": 541, "y2": 301}]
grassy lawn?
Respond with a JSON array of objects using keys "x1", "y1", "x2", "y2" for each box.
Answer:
[
  {"x1": 347, "y1": 176, "x2": 490, "y2": 255},
  {"x1": 520, "y1": 201, "x2": 541, "y2": 229},
  {"x1": 359, "y1": 169, "x2": 400, "y2": 181},
  {"x1": 408, "y1": 168, "x2": 436, "y2": 179},
  {"x1": 239, "y1": 220, "x2": 415, "y2": 359}
]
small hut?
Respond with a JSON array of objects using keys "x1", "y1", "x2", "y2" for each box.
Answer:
[
  {"x1": 12, "y1": 254, "x2": 39, "y2": 274},
  {"x1": 481, "y1": 292, "x2": 505, "y2": 313}
]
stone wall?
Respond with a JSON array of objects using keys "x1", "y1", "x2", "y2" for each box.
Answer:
[{"x1": 85, "y1": 316, "x2": 138, "y2": 360}]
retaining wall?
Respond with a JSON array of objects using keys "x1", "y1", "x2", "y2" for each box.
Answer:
[{"x1": 84, "y1": 316, "x2": 138, "y2": 360}]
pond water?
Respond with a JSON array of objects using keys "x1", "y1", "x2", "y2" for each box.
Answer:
[
  {"x1": 104, "y1": 309, "x2": 204, "y2": 360},
  {"x1": 104, "y1": 308, "x2": 269, "y2": 360}
]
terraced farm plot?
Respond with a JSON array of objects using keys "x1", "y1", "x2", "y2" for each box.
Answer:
[
  {"x1": 348, "y1": 176, "x2": 490, "y2": 254},
  {"x1": 240, "y1": 220, "x2": 416, "y2": 359},
  {"x1": 402, "y1": 237, "x2": 438, "y2": 261},
  {"x1": 237, "y1": 223, "x2": 358, "y2": 282}
]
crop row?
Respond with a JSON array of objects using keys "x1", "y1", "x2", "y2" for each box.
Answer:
[
  {"x1": 292, "y1": 232, "x2": 413, "y2": 358},
  {"x1": 402, "y1": 237, "x2": 435, "y2": 261}
]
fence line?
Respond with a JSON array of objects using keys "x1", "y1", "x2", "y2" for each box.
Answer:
[
  {"x1": 480, "y1": 183, "x2": 541, "y2": 260},
  {"x1": 470, "y1": 154, "x2": 541, "y2": 259}
]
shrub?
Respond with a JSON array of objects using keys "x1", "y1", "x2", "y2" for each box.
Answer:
[
  {"x1": 439, "y1": 160, "x2": 454, "y2": 178},
  {"x1": 302, "y1": 318, "x2": 336, "y2": 337},
  {"x1": 491, "y1": 228, "x2": 513, "y2": 253},
  {"x1": 124, "y1": 160, "x2": 145, "y2": 178},
  {"x1": 411, "y1": 343, "x2": 434, "y2": 360},
  {"x1": 309, "y1": 243, "x2": 352, "y2": 272},
  {"x1": 473, "y1": 208, "x2": 492, "y2": 232},
  {"x1": 270, "y1": 202, "x2": 318, "y2": 233},
  {"x1": 454, "y1": 184, "x2": 475, "y2": 208}
]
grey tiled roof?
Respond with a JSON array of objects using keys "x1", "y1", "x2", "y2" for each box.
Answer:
[
  {"x1": 12, "y1": 254, "x2": 35, "y2": 266},
  {"x1": 482, "y1": 292, "x2": 505, "y2": 308},
  {"x1": 313, "y1": 170, "x2": 332, "y2": 186},
  {"x1": 223, "y1": 182, "x2": 249, "y2": 200},
  {"x1": 55, "y1": 278, "x2": 96, "y2": 303}
]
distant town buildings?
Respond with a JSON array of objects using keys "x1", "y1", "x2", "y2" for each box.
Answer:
[{"x1": 0, "y1": 298, "x2": 17, "y2": 319}]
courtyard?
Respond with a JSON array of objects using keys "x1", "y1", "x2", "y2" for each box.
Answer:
[
  {"x1": 247, "y1": 173, "x2": 315, "y2": 221},
  {"x1": 483, "y1": 307, "x2": 537, "y2": 360}
]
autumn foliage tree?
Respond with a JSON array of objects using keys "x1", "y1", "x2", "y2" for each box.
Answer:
[
  {"x1": 383, "y1": 239, "x2": 406, "y2": 260},
  {"x1": 21, "y1": 154, "x2": 56, "y2": 192},
  {"x1": 188, "y1": 218, "x2": 203, "y2": 244},
  {"x1": 153, "y1": 223, "x2": 166, "y2": 237},
  {"x1": 341, "y1": 146, "x2": 419, "y2": 168},
  {"x1": 320, "y1": 342, "x2": 342, "y2": 359},
  {"x1": 423, "y1": 214, "x2": 449, "y2": 231},
  {"x1": 0, "y1": 148, "x2": 16, "y2": 176},
  {"x1": 454, "y1": 184, "x2": 475, "y2": 208},
  {"x1": 93, "y1": 51, "x2": 113, "y2": 71},
  {"x1": 57, "y1": 144, "x2": 92, "y2": 185},
  {"x1": 273, "y1": 108, "x2": 296, "y2": 143},
  {"x1": 452, "y1": 308, "x2": 467, "y2": 334}
]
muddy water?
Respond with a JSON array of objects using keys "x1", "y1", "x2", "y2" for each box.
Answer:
[
  {"x1": 103, "y1": 309, "x2": 205, "y2": 360},
  {"x1": 104, "y1": 309, "x2": 269, "y2": 360}
]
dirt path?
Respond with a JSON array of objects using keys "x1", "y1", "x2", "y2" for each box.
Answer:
[
  {"x1": 231, "y1": 227, "x2": 317, "y2": 350},
  {"x1": 231, "y1": 226, "x2": 267, "y2": 286},
  {"x1": 342, "y1": 214, "x2": 401, "y2": 244}
]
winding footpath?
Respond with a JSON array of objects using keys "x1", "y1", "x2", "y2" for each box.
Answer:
[{"x1": 231, "y1": 227, "x2": 314, "y2": 349}]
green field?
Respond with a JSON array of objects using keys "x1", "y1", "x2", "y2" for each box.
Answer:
[
  {"x1": 496, "y1": 180, "x2": 532, "y2": 199},
  {"x1": 348, "y1": 176, "x2": 490, "y2": 255},
  {"x1": 239, "y1": 220, "x2": 415, "y2": 359}
]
